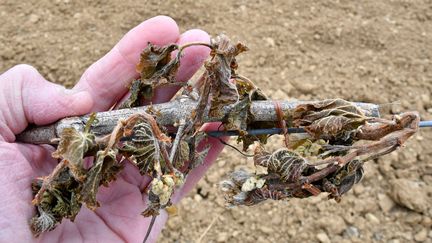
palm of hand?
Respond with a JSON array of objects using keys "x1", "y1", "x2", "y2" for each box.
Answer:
[
  {"x1": 0, "y1": 16, "x2": 224, "y2": 243},
  {"x1": 0, "y1": 142, "x2": 155, "y2": 242}
]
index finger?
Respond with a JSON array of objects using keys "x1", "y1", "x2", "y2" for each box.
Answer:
[{"x1": 73, "y1": 16, "x2": 180, "y2": 111}]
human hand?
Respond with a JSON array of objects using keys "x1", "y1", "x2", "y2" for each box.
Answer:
[{"x1": 0, "y1": 16, "x2": 224, "y2": 243}]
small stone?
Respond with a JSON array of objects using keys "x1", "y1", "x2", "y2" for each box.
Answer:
[
  {"x1": 373, "y1": 232, "x2": 384, "y2": 241},
  {"x1": 217, "y1": 160, "x2": 226, "y2": 167},
  {"x1": 317, "y1": 215, "x2": 346, "y2": 235},
  {"x1": 353, "y1": 184, "x2": 365, "y2": 195},
  {"x1": 290, "y1": 80, "x2": 317, "y2": 94},
  {"x1": 29, "y1": 14, "x2": 40, "y2": 23},
  {"x1": 378, "y1": 159, "x2": 393, "y2": 174},
  {"x1": 343, "y1": 226, "x2": 360, "y2": 238},
  {"x1": 335, "y1": 27, "x2": 343, "y2": 38},
  {"x1": 420, "y1": 94, "x2": 431, "y2": 107},
  {"x1": 264, "y1": 37, "x2": 276, "y2": 47},
  {"x1": 413, "y1": 228, "x2": 428, "y2": 242},
  {"x1": 421, "y1": 216, "x2": 431, "y2": 227},
  {"x1": 390, "y1": 179, "x2": 429, "y2": 213},
  {"x1": 377, "y1": 193, "x2": 395, "y2": 213},
  {"x1": 271, "y1": 89, "x2": 289, "y2": 100},
  {"x1": 216, "y1": 232, "x2": 228, "y2": 242},
  {"x1": 193, "y1": 194, "x2": 202, "y2": 202},
  {"x1": 405, "y1": 213, "x2": 422, "y2": 225},
  {"x1": 260, "y1": 226, "x2": 273, "y2": 234},
  {"x1": 389, "y1": 239, "x2": 400, "y2": 243},
  {"x1": 316, "y1": 232, "x2": 331, "y2": 243},
  {"x1": 365, "y1": 213, "x2": 380, "y2": 224}
]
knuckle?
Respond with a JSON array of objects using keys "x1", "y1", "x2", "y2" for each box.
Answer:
[{"x1": 11, "y1": 64, "x2": 39, "y2": 75}]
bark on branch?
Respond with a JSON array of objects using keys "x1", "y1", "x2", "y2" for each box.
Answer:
[{"x1": 16, "y1": 98, "x2": 380, "y2": 144}]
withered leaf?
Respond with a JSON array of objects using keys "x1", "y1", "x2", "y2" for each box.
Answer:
[
  {"x1": 30, "y1": 207, "x2": 56, "y2": 237},
  {"x1": 223, "y1": 97, "x2": 250, "y2": 132},
  {"x1": 293, "y1": 99, "x2": 368, "y2": 140},
  {"x1": 304, "y1": 115, "x2": 366, "y2": 140},
  {"x1": 174, "y1": 140, "x2": 190, "y2": 170},
  {"x1": 136, "y1": 43, "x2": 178, "y2": 79},
  {"x1": 294, "y1": 99, "x2": 365, "y2": 118},
  {"x1": 254, "y1": 147, "x2": 308, "y2": 183},
  {"x1": 119, "y1": 79, "x2": 144, "y2": 109},
  {"x1": 225, "y1": 88, "x2": 269, "y2": 151},
  {"x1": 206, "y1": 35, "x2": 248, "y2": 117},
  {"x1": 52, "y1": 127, "x2": 95, "y2": 182},
  {"x1": 190, "y1": 145, "x2": 211, "y2": 169},
  {"x1": 118, "y1": 113, "x2": 170, "y2": 176},
  {"x1": 329, "y1": 160, "x2": 364, "y2": 196},
  {"x1": 80, "y1": 150, "x2": 119, "y2": 210}
]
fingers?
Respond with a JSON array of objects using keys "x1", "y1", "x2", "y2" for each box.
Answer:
[
  {"x1": 73, "y1": 16, "x2": 180, "y2": 111},
  {"x1": 0, "y1": 64, "x2": 93, "y2": 141},
  {"x1": 151, "y1": 29, "x2": 210, "y2": 103}
]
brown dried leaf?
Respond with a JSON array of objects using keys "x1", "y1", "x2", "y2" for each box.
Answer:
[
  {"x1": 118, "y1": 113, "x2": 170, "y2": 176},
  {"x1": 52, "y1": 128, "x2": 95, "y2": 182},
  {"x1": 293, "y1": 99, "x2": 368, "y2": 140},
  {"x1": 329, "y1": 160, "x2": 364, "y2": 196},
  {"x1": 80, "y1": 150, "x2": 119, "y2": 210},
  {"x1": 136, "y1": 43, "x2": 178, "y2": 79},
  {"x1": 305, "y1": 115, "x2": 366, "y2": 140},
  {"x1": 190, "y1": 145, "x2": 211, "y2": 169},
  {"x1": 206, "y1": 35, "x2": 248, "y2": 117},
  {"x1": 254, "y1": 147, "x2": 308, "y2": 183}
]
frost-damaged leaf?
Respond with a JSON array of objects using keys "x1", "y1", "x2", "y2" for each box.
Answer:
[
  {"x1": 118, "y1": 113, "x2": 171, "y2": 176},
  {"x1": 224, "y1": 86, "x2": 271, "y2": 151},
  {"x1": 190, "y1": 145, "x2": 211, "y2": 169},
  {"x1": 120, "y1": 79, "x2": 144, "y2": 108},
  {"x1": 293, "y1": 99, "x2": 368, "y2": 140},
  {"x1": 80, "y1": 150, "x2": 121, "y2": 210},
  {"x1": 121, "y1": 43, "x2": 180, "y2": 108},
  {"x1": 223, "y1": 97, "x2": 250, "y2": 132},
  {"x1": 326, "y1": 159, "x2": 364, "y2": 200},
  {"x1": 206, "y1": 35, "x2": 248, "y2": 117},
  {"x1": 30, "y1": 207, "x2": 56, "y2": 237},
  {"x1": 30, "y1": 165, "x2": 83, "y2": 236},
  {"x1": 294, "y1": 99, "x2": 365, "y2": 119},
  {"x1": 174, "y1": 140, "x2": 189, "y2": 170},
  {"x1": 254, "y1": 146, "x2": 309, "y2": 183},
  {"x1": 52, "y1": 127, "x2": 95, "y2": 182},
  {"x1": 136, "y1": 43, "x2": 178, "y2": 80},
  {"x1": 305, "y1": 115, "x2": 366, "y2": 140}
]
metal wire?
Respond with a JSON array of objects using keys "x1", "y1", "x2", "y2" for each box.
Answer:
[{"x1": 206, "y1": 121, "x2": 432, "y2": 137}]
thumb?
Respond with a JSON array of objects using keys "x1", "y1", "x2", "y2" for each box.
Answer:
[{"x1": 0, "y1": 64, "x2": 93, "y2": 142}]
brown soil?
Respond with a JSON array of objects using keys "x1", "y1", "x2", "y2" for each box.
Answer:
[{"x1": 1, "y1": 1, "x2": 431, "y2": 242}]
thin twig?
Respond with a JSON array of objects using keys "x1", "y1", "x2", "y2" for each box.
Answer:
[{"x1": 196, "y1": 216, "x2": 219, "y2": 243}]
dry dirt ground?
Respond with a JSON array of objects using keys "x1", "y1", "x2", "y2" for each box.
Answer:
[{"x1": 1, "y1": 0, "x2": 432, "y2": 242}]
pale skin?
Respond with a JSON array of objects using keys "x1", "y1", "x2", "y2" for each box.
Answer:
[{"x1": 0, "y1": 16, "x2": 225, "y2": 243}]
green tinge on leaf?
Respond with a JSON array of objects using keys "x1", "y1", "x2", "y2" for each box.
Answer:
[
  {"x1": 80, "y1": 150, "x2": 118, "y2": 210},
  {"x1": 52, "y1": 127, "x2": 95, "y2": 182}
]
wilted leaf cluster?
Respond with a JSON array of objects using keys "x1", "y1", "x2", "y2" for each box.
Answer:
[
  {"x1": 30, "y1": 34, "x2": 420, "y2": 239},
  {"x1": 221, "y1": 101, "x2": 420, "y2": 206}
]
